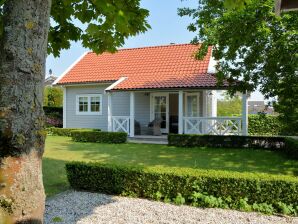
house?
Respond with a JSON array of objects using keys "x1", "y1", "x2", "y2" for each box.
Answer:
[
  {"x1": 54, "y1": 44, "x2": 249, "y2": 137},
  {"x1": 248, "y1": 101, "x2": 275, "y2": 115},
  {"x1": 45, "y1": 69, "x2": 58, "y2": 86}
]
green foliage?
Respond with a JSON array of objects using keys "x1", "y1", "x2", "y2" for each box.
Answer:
[
  {"x1": 217, "y1": 96, "x2": 242, "y2": 116},
  {"x1": 44, "y1": 86, "x2": 63, "y2": 107},
  {"x1": 43, "y1": 106, "x2": 63, "y2": 115},
  {"x1": 0, "y1": 1, "x2": 149, "y2": 57},
  {"x1": 65, "y1": 162, "x2": 298, "y2": 215},
  {"x1": 248, "y1": 114, "x2": 283, "y2": 136},
  {"x1": 284, "y1": 138, "x2": 298, "y2": 160},
  {"x1": 71, "y1": 130, "x2": 127, "y2": 143},
  {"x1": 173, "y1": 193, "x2": 185, "y2": 205},
  {"x1": 47, "y1": 127, "x2": 100, "y2": 137},
  {"x1": 48, "y1": 0, "x2": 150, "y2": 57},
  {"x1": 52, "y1": 216, "x2": 63, "y2": 223},
  {"x1": 179, "y1": 0, "x2": 298, "y2": 135}
]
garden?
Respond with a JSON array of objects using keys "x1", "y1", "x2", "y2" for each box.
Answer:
[{"x1": 44, "y1": 128, "x2": 298, "y2": 216}]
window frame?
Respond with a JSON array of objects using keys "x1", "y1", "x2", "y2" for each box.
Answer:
[
  {"x1": 184, "y1": 92, "x2": 201, "y2": 117},
  {"x1": 76, "y1": 94, "x2": 102, "y2": 115}
]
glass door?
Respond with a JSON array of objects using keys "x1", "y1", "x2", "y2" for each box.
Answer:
[
  {"x1": 185, "y1": 93, "x2": 200, "y2": 117},
  {"x1": 151, "y1": 93, "x2": 169, "y2": 133}
]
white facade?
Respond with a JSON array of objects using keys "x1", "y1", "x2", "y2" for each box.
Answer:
[{"x1": 62, "y1": 85, "x2": 248, "y2": 136}]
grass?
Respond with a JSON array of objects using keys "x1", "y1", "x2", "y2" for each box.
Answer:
[{"x1": 43, "y1": 136, "x2": 298, "y2": 197}]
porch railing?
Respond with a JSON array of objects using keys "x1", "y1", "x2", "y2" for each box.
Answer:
[
  {"x1": 112, "y1": 116, "x2": 130, "y2": 134},
  {"x1": 184, "y1": 117, "x2": 242, "y2": 135}
]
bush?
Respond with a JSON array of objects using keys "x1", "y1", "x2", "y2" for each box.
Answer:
[
  {"x1": 43, "y1": 106, "x2": 63, "y2": 116},
  {"x1": 47, "y1": 127, "x2": 100, "y2": 137},
  {"x1": 71, "y1": 131, "x2": 127, "y2": 143},
  {"x1": 168, "y1": 134, "x2": 285, "y2": 150},
  {"x1": 248, "y1": 114, "x2": 283, "y2": 136},
  {"x1": 66, "y1": 162, "x2": 298, "y2": 215},
  {"x1": 285, "y1": 138, "x2": 298, "y2": 160}
]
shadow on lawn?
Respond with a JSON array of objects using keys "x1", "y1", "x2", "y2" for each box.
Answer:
[{"x1": 61, "y1": 141, "x2": 298, "y2": 176}]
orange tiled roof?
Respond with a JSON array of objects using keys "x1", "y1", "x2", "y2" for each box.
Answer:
[{"x1": 57, "y1": 44, "x2": 227, "y2": 90}]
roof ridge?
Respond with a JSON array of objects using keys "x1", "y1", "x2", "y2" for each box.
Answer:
[{"x1": 87, "y1": 43, "x2": 201, "y2": 54}]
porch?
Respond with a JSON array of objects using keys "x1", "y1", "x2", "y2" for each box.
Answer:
[{"x1": 107, "y1": 90, "x2": 248, "y2": 137}]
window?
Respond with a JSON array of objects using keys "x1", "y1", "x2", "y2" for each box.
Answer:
[
  {"x1": 76, "y1": 94, "x2": 102, "y2": 115},
  {"x1": 185, "y1": 93, "x2": 200, "y2": 117}
]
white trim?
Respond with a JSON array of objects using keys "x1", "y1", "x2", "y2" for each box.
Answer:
[
  {"x1": 207, "y1": 49, "x2": 217, "y2": 74},
  {"x1": 63, "y1": 87, "x2": 67, "y2": 128},
  {"x1": 150, "y1": 92, "x2": 170, "y2": 134},
  {"x1": 105, "y1": 77, "x2": 128, "y2": 92},
  {"x1": 76, "y1": 94, "x2": 102, "y2": 115},
  {"x1": 57, "y1": 82, "x2": 113, "y2": 87},
  {"x1": 129, "y1": 92, "x2": 135, "y2": 137},
  {"x1": 211, "y1": 90, "x2": 217, "y2": 117},
  {"x1": 178, "y1": 91, "x2": 184, "y2": 134},
  {"x1": 242, "y1": 92, "x2": 248, "y2": 136},
  {"x1": 53, "y1": 51, "x2": 89, "y2": 85},
  {"x1": 107, "y1": 93, "x2": 112, "y2": 132}
]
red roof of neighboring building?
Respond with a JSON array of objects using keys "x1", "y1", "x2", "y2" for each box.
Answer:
[{"x1": 56, "y1": 44, "x2": 228, "y2": 90}]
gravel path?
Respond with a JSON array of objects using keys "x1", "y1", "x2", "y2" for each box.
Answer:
[{"x1": 45, "y1": 191, "x2": 298, "y2": 224}]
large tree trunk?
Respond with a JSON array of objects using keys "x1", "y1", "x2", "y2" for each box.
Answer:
[{"x1": 0, "y1": 0, "x2": 51, "y2": 223}]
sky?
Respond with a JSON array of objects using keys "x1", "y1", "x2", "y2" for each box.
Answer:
[{"x1": 46, "y1": 0, "x2": 264, "y2": 101}]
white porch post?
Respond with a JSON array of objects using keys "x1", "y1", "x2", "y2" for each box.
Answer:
[
  {"x1": 202, "y1": 90, "x2": 208, "y2": 134},
  {"x1": 242, "y1": 91, "x2": 248, "y2": 136},
  {"x1": 211, "y1": 90, "x2": 217, "y2": 117},
  {"x1": 62, "y1": 87, "x2": 67, "y2": 128},
  {"x1": 130, "y1": 92, "x2": 135, "y2": 137},
  {"x1": 178, "y1": 90, "x2": 184, "y2": 134},
  {"x1": 107, "y1": 92, "x2": 112, "y2": 132}
]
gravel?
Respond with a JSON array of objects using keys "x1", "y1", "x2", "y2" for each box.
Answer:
[{"x1": 44, "y1": 191, "x2": 298, "y2": 224}]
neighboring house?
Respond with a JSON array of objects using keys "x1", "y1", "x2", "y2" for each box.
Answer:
[
  {"x1": 54, "y1": 44, "x2": 249, "y2": 136},
  {"x1": 248, "y1": 101, "x2": 275, "y2": 115},
  {"x1": 45, "y1": 69, "x2": 58, "y2": 86}
]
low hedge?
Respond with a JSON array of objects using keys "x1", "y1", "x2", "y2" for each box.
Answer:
[
  {"x1": 47, "y1": 127, "x2": 101, "y2": 137},
  {"x1": 285, "y1": 138, "x2": 298, "y2": 160},
  {"x1": 66, "y1": 162, "x2": 298, "y2": 215},
  {"x1": 43, "y1": 106, "x2": 63, "y2": 115},
  {"x1": 168, "y1": 134, "x2": 285, "y2": 150},
  {"x1": 71, "y1": 130, "x2": 127, "y2": 143}
]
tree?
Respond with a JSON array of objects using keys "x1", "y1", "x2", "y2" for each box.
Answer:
[
  {"x1": 0, "y1": 0, "x2": 149, "y2": 222},
  {"x1": 44, "y1": 86, "x2": 63, "y2": 107},
  {"x1": 179, "y1": 0, "x2": 298, "y2": 135},
  {"x1": 217, "y1": 93, "x2": 242, "y2": 116}
]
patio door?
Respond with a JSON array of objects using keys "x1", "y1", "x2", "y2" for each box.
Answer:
[{"x1": 150, "y1": 93, "x2": 169, "y2": 133}]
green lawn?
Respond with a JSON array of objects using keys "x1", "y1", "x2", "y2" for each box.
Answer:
[{"x1": 43, "y1": 136, "x2": 298, "y2": 197}]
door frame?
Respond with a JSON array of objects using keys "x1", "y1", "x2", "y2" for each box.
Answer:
[{"x1": 150, "y1": 92, "x2": 169, "y2": 133}]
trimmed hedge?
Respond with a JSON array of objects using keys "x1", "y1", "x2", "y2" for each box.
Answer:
[
  {"x1": 168, "y1": 134, "x2": 285, "y2": 150},
  {"x1": 47, "y1": 127, "x2": 101, "y2": 137},
  {"x1": 43, "y1": 106, "x2": 63, "y2": 115},
  {"x1": 248, "y1": 114, "x2": 282, "y2": 136},
  {"x1": 285, "y1": 138, "x2": 298, "y2": 160},
  {"x1": 66, "y1": 162, "x2": 298, "y2": 215},
  {"x1": 71, "y1": 130, "x2": 127, "y2": 143}
]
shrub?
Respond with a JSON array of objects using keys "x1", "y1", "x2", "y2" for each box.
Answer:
[
  {"x1": 45, "y1": 116, "x2": 63, "y2": 128},
  {"x1": 66, "y1": 162, "x2": 298, "y2": 215},
  {"x1": 43, "y1": 106, "x2": 63, "y2": 116},
  {"x1": 248, "y1": 114, "x2": 283, "y2": 136},
  {"x1": 285, "y1": 138, "x2": 298, "y2": 160},
  {"x1": 71, "y1": 131, "x2": 127, "y2": 143},
  {"x1": 168, "y1": 134, "x2": 285, "y2": 150},
  {"x1": 47, "y1": 127, "x2": 100, "y2": 137}
]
